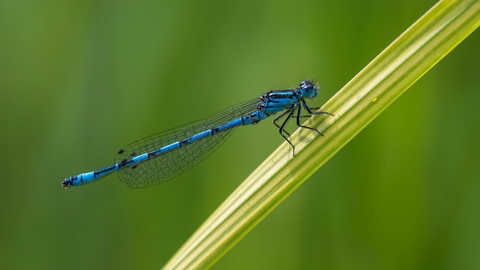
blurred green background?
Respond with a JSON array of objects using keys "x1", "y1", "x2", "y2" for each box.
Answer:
[{"x1": 1, "y1": 1, "x2": 479, "y2": 269}]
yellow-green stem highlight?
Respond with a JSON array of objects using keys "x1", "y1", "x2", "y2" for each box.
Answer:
[{"x1": 164, "y1": 1, "x2": 480, "y2": 269}]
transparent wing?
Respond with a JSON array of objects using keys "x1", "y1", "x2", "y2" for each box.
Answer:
[{"x1": 114, "y1": 98, "x2": 260, "y2": 188}]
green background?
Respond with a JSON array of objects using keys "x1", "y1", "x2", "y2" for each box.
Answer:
[{"x1": 1, "y1": 1, "x2": 479, "y2": 269}]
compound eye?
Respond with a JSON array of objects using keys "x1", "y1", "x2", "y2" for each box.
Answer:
[
  {"x1": 300, "y1": 81, "x2": 306, "y2": 89},
  {"x1": 300, "y1": 80, "x2": 313, "y2": 90}
]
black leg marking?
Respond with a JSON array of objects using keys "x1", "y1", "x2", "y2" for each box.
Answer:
[
  {"x1": 272, "y1": 109, "x2": 293, "y2": 137},
  {"x1": 296, "y1": 103, "x2": 323, "y2": 136},
  {"x1": 278, "y1": 108, "x2": 296, "y2": 156},
  {"x1": 292, "y1": 114, "x2": 314, "y2": 118},
  {"x1": 117, "y1": 149, "x2": 125, "y2": 154},
  {"x1": 302, "y1": 100, "x2": 334, "y2": 116}
]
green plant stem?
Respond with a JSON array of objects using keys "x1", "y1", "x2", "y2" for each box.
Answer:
[{"x1": 163, "y1": 1, "x2": 480, "y2": 269}]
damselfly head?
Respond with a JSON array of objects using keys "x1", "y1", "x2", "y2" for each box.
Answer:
[{"x1": 299, "y1": 80, "x2": 318, "y2": 99}]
